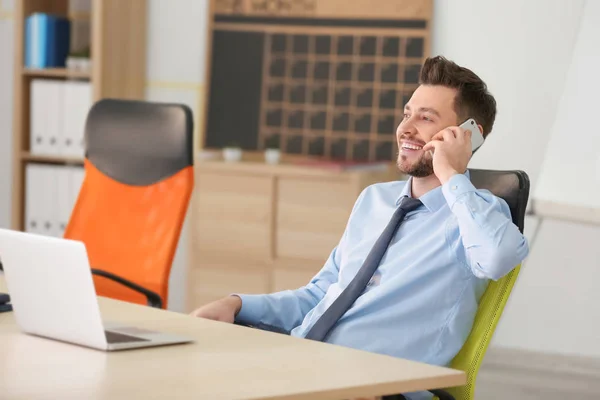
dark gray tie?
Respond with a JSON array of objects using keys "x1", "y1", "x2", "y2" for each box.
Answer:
[{"x1": 304, "y1": 196, "x2": 422, "y2": 342}]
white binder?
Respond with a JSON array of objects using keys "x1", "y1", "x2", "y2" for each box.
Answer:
[
  {"x1": 57, "y1": 166, "x2": 72, "y2": 237},
  {"x1": 25, "y1": 164, "x2": 44, "y2": 234},
  {"x1": 41, "y1": 166, "x2": 59, "y2": 237},
  {"x1": 30, "y1": 80, "x2": 64, "y2": 155},
  {"x1": 63, "y1": 81, "x2": 92, "y2": 158},
  {"x1": 70, "y1": 166, "x2": 85, "y2": 213},
  {"x1": 30, "y1": 80, "x2": 48, "y2": 155},
  {"x1": 48, "y1": 82, "x2": 64, "y2": 156}
]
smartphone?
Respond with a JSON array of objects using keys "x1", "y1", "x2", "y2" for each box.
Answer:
[{"x1": 460, "y1": 118, "x2": 485, "y2": 152}]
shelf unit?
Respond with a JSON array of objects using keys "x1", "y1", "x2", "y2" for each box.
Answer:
[{"x1": 11, "y1": 0, "x2": 147, "y2": 231}]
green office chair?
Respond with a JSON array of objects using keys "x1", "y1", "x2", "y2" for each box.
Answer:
[{"x1": 425, "y1": 169, "x2": 530, "y2": 400}]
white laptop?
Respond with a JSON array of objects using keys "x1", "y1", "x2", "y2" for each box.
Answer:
[{"x1": 0, "y1": 228, "x2": 194, "y2": 351}]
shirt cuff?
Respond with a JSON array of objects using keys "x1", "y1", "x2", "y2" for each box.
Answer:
[
  {"x1": 233, "y1": 293, "x2": 265, "y2": 324},
  {"x1": 442, "y1": 173, "x2": 477, "y2": 209}
]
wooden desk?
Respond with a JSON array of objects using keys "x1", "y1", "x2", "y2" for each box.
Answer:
[{"x1": 0, "y1": 275, "x2": 465, "y2": 399}]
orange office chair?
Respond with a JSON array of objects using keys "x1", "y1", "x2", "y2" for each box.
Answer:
[{"x1": 64, "y1": 99, "x2": 194, "y2": 309}]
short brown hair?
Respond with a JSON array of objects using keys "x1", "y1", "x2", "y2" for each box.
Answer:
[{"x1": 419, "y1": 56, "x2": 497, "y2": 137}]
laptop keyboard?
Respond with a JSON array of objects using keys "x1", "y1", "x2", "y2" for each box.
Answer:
[{"x1": 105, "y1": 330, "x2": 149, "y2": 344}]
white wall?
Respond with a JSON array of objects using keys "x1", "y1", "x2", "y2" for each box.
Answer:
[
  {"x1": 535, "y1": 0, "x2": 600, "y2": 210},
  {"x1": 433, "y1": 0, "x2": 600, "y2": 358},
  {"x1": 494, "y1": 217, "x2": 600, "y2": 357},
  {"x1": 432, "y1": 0, "x2": 585, "y2": 186}
]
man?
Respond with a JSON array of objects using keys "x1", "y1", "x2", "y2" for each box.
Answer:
[{"x1": 191, "y1": 56, "x2": 529, "y2": 399}]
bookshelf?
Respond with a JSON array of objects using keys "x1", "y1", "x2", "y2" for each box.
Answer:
[{"x1": 11, "y1": 0, "x2": 147, "y2": 231}]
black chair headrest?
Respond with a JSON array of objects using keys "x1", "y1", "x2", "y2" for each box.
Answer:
[
  {"x1": 468, "y1": 169, "x2": 530, "y2": 233},
  {"x1": 85, "y1": 99, "x2": 194, "y2": 186}
]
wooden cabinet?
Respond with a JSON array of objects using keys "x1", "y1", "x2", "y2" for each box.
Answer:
[{"x1": 186, "y1": 157, "x2": 397, "y2": 311}]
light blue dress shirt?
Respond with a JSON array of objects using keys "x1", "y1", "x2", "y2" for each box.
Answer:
[{"x1": 235, "y1": 171, "x2": 529, "y2": 400}]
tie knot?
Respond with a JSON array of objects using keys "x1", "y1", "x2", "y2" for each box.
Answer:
[{"x1": 400, "y1": 196, "x2": 422, "y2": 213}]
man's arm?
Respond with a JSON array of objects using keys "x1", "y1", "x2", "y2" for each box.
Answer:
[
  {"x1": 234, "y1": 244, "x2": 342, "y2": 333},
  {"x1": 190, "y1": 235, "x2": 345, "y2": 332},
  {"x1": 442, "y1": 173, "x2": 529, "y2": 280}
]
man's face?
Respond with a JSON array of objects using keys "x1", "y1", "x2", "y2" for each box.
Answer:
[{"x1": 396, "y1": 85, "x2": 459, "y2": 177}]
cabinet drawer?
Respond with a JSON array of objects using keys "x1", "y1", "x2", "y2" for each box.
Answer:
[
  {"x1": 273, "y1": 268, "x2": 320, "y2": 292},
  {"x1": 276, "y1": 178, "x2": 355, "y2": 260},
  {"x1": 186, "y1": 293, "x2": 223, "y2": 312},
  {"x1": 193, "y1": 171, "x2": 272, "y2": 261},
  {"x1": 187, "y1": 263, "x2": 271, "y2": 309}
]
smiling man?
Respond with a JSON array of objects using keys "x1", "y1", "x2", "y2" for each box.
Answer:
[{"x1": 191, "y1": 56, "x2": 529, "y2": 400}]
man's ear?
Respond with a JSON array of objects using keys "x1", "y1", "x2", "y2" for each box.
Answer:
[{"x1": 477, "y1": 124, "x2": 485, "y2": 138}]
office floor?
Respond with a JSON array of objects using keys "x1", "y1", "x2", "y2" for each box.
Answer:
[{"x1": 475, "y1": 348, "x2": 600, "y2": 399}]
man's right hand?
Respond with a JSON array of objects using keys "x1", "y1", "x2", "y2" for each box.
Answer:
[{"x1": 189, "y1": 295, "x2": 242, "y2": 324}]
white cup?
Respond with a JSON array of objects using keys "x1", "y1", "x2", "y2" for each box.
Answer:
[
  {"x1": 264, "y1": 148, "x2": 281, "y2": 164},
  {"x1": 223, "y1": 147, "x2": 242, "y2": 162}
]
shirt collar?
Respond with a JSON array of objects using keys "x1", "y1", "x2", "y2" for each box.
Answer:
[{"x1": 396, "y1": 170, "x2": 471, "y2": 212}]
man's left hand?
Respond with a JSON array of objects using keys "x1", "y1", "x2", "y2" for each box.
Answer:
[{"x1": 422, "y1": 126, "x2": 472, "y2": 184}]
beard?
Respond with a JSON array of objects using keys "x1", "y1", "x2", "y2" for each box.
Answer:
[{"x1": 396, "y1": 151, "x2": 434, "y2": 177}]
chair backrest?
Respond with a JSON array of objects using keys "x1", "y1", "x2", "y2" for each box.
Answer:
[
  {"x1": 445, "y1": 169, "x2": 530, "y2": 400},
  {"x1": 64, "y1": 99, "x2": 194, "y2": 308}
]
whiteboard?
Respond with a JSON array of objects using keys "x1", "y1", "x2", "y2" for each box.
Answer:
[{"x1": 534, "y1": 0, "x2": 600, "y2": 225}]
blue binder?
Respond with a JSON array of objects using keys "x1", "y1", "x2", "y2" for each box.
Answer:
[{"x1": 25, "y1": 13, "x2": 71, "y2": 68}]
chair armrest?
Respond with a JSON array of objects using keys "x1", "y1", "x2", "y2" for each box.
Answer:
[
  {"x1": 383, "y1": 389, "x2": 455, "y2": 400},
  {"x1": 233, "y1": 320, "x2": 290, "y2": 335},
  {"x1": 91, "y1": 268, "x2": 163, "y2": 308},
  {"x1": 429, "y1": 389, "x2": 455, "y2": 400}
]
